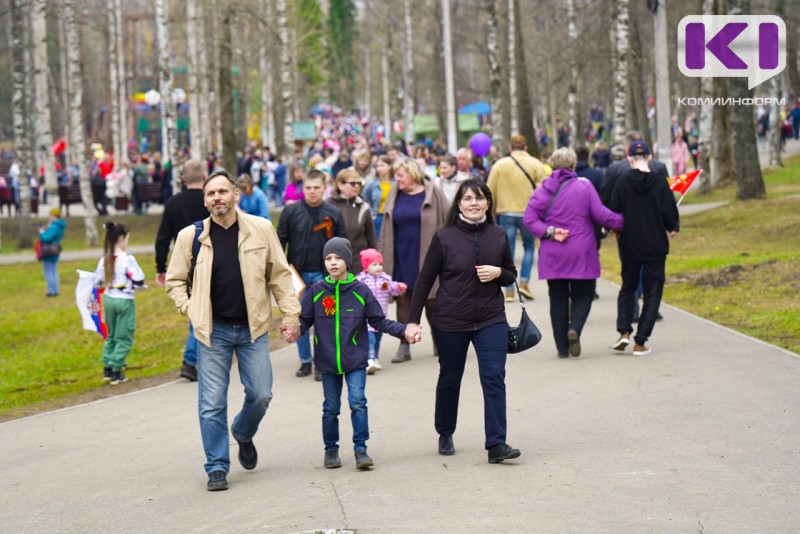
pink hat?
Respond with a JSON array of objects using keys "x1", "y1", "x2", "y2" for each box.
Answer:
[{"x1": 360, "y1": 248, "x2": 383, "y2": 272}]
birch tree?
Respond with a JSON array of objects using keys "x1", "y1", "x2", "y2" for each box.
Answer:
[
  {"x1": 211, "y1": 0, "x2": 223, "y2": 155},
  {"x1": 402, "y1": 0, "x2": 414, "y2": 144},
  {"x1": 114, "y1": 0, "x2": 128, "y2": 164},
  {"x1": 566, "y1": 0, "x2": 578, "y2": 147},
  {"x1": 277, "y1": 0, "x2": 295, "y2": 157},
  {"x1": 514, "y1": 0, "x2": 538, "y2": 156},
  {"x1": 696, "y1": 75, "x2": 713, "y2": 192},
  {"x1": 195, "y1": 0, "x2": 211, "y2": 156},
  {"x1": 258, "y1": 0, "x2": 276, "y2": 150},
  {"x1": 485, "y1": 0, "x2": 506, "y2": 150},
  {"x1": 767, "y1": 76, "x2": 783, "y2": 168},
  {"x1": 107, "y1": 0, "x2": 121, "y2": 162},
  {"x1": 65, "y1": 0, "x2": 99, "y2": 245},
  {"x1": 32, "y1": 0, "x2": 56, "y2": 204},
  {"x1": 507, "y1": 0, "x2": 517, "y2": 135},
  {"x1": 11, "y1": 0, "x2": 33, "y2": 248},
  {"x1": 155, "y1": 0, "x2": 179, "y2": 192},
  {"x1": 611, "y1": 0, "x2": 630, "y2": 143},
  {"x1": 217, "y1": 2, "x2": 237, "y2": 172},
  {"x1": 187, "y1": 0, "x2": 205, "y2": 157}
]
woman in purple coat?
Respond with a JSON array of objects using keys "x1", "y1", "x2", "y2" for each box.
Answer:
[{"x1": 523, "y1": 148, "x2": 624, "y2": 358}]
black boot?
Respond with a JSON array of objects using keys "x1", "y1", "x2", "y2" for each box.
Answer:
[
  {"x1": 438, "y1": 435, "x2": 455, "y2": 456},
  {"x1": 296, "y1": 362, "x2": 312, "y2": 377}
]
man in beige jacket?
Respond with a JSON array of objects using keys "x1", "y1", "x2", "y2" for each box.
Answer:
[
  {"x1": 486, "y1": 135, "x2": 546, "y2": 301},
  {"x1": 166, "y1": 169, "x2": 301, "y2": 492}
]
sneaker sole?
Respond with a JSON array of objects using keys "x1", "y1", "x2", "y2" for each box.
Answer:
[
  {"x1": 488, "y1": 450, "x2": 521, "y2": 464},
  {"x1": 324, "y1": 461, "x2": 342, "y2": 469},
  {"x1": 207, "y1": 482, "x2": 228, "y2": 491},
  {"x1": 612, "y1": 338, "x2": 630, "y2": 351},
  {"x1": 567, "y1": 330, "x2": 581, "y2": 357},
  {"x1": 367, "y1": 366, "x2": 377, "y2": 375},
  {"x1": 632, "y1": 348, "x2": 652, "y2": 356},
  {"x1": 356, "y1": 458, "x2": 374, "y2": 469}
]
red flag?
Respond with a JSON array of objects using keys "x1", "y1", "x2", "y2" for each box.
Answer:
[{"x1": 667, "y1": 169, "x2": 701, "y2": 196}]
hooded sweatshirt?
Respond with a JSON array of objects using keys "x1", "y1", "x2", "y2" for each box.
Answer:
[{"x1": 609, "y1": 167, "x2": 679, "y2": 261}]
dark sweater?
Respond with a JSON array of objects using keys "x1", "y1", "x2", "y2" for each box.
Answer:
[
  {"x1": 409, "y1": 217, "x2": 516, "y2": 332},
  {"x1": 609, "y1": 168, "x2": 680, "y2": 262},
  {"x1": 155, "y1": 188, "x2": 208, "y2": 273}
]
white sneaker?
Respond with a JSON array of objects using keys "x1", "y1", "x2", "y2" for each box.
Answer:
[
  {"x1": 373, "y1": 359, "x2": 382, "y2": 370},
  {"x1": 367, "y1": 359, "x2": 378, "y2": 374}
]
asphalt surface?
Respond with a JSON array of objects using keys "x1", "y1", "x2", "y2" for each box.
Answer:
[{"x1": 1, "y1": 272, "x2": 798, "y2": 533}]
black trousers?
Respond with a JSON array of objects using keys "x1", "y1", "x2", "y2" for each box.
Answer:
[
  {"x1": 433, "y1": 322, "x2": 508, "y2": 449},
  {"x1": 617, "y1": 259, "x2": 665, "y2": 345},
  {"x1": 547, "y1": 279, "x2": 596, "y2": 354}
]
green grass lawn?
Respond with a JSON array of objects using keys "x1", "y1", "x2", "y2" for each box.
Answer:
[{"x1": 601, "y1": 160, "x2": 800, "y2": 354}]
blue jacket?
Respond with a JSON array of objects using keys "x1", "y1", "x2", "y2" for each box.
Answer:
[
  {"x1": 239, "y1": 186, "x2": 271, "y2": 219},
  {"x1": 39, "y1": 219, "x2": 67, "y2": 263},
  {"x1": 299, "y1": 274, "x2": 406, "y2": 374},
  {"x1": 363, "y1": 179, "x2": 394, "y2": 218}
]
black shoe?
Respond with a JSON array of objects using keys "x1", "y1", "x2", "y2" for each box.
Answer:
[
  {"x1": 314, "y1": 366, "x2": 322, "y2": 382},
  {"x1": 557, "y1": 351, "x2": 569, "y2": 359},
  {"x1": 109, "y1": 370, "x2": 128, "y2": 385},
  {"x1": 355, "y1": 450, "x2": 374, "y2": 469},
  {"x1": 103, "y1": 366, "x2": 112, "y2": 382},
  {"x1": 235, "y1": 436, "x2": 258, "y2": 470},
  {"x1": 296, "y1": 362, "x2": 312, "y2": 377},
  {"x1": 567, "y1": 328, "x2": 581, "y2": 357},
  {"x1": 207, "y1": 470, "x2": 228, "y2": 491},
  {"x1": 593, "y1": 291, "x2": 600, "y2": 301},
  {"x1": 656, "y1": 312, "x2": 664, "y2": 321},
  {"x1": 487, "y1": 443, "x2": 521, "y2": 464},
  {"x1": 180, "y1": 364, "x2": 198, "y2": 381},
  {"x1": 438, "y1": 435, "x2": 455, "y2": 456},
  {"x1": 324, "y1": 451, "x2": 342, "y2": 469}
]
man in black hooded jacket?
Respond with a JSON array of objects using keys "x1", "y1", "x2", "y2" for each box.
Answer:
[{"x1": 609, "y1": 141, "x2": 679, "y2": 356}]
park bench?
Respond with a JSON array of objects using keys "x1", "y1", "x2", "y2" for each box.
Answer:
[
  {"x1": 58, "y1": 182, "x2": 109, "y2": 216},
  {"x1": 134, "y1": 182, "x2": 163, "y2": 204},
  {"x1": 1, "y1": 186, "x2": 39, "y2": 216}
]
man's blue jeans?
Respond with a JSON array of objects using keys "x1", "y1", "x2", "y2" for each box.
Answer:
[
  {"x1": 184, "y1": 322, "x2": 197, "y2": 366},
  {"x1": 497, "y1": 214, "x2": 534, "y2": 288},
  {"x1": 297, "y1": 271, "x2": 325, "y2": 363},
  {"x1": 321, "y1": 368, "x2": 369, "y2": 453},
  {"x1": 197, "y1": 323, "x2": 273, "y2": 474}
]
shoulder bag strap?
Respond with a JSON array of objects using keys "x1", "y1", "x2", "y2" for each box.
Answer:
[
  {"x1": 509, "y1": 154, "x2": 536, "y2": 190},
  {"x1": 543, "y1": 179, "x2": 573, "y2": 222}
]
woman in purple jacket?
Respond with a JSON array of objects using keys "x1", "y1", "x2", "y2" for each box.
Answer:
[{"x1": 523, "y1": 148, "x2": 624, "y2": 358}]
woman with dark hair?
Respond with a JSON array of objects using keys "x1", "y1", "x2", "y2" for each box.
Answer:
[{"x1": 405, "y1": 179, "x2": 522, "y2": 464}]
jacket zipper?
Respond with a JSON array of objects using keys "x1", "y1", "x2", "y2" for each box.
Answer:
[{"x1": 335, "y1": 280, "x2": 342, "y2": 374}]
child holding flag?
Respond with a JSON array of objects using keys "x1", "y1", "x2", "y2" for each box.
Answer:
[{"x1": 94, "y1": 222, "x2": 146, "y2": 384}]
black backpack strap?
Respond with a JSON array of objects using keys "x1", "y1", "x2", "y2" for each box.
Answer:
[
  {"x1": 187, "y1": 220, "x2": 204, "y2": 296},
  {"x1": 509, "y1": 154, "x2": 536, "y2": 190}
]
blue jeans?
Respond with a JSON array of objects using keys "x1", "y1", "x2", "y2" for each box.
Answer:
[
  {"x1": 368, "y1": 331, "x2": 383, "y2": 360},
  {"x1": 434, "y1": 322, "x2": 508, "y2": 449},
  {"x1": 197, "y1": 323, "x2": 273, "y2": 474},
  {"x1": 184, "y1": 322, "x2": 197, "y2": 366},
  {"x1": 373, "y1": 214, "x2": 384, "y2": 238},
  {"x1": 43, "y1": 261, "x2": 59, "y2": 295},
  {"x1": 497, "y1": 214, "x2": 534, "y2": 288},
  {"x1": 297, "y1": 271, "x2": 325, "y2": 363},
  {"x1": 321, "y1": 368, "x2": 369, "y2": 452}
]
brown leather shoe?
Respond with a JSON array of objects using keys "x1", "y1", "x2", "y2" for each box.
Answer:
[{"x1": 518, "y1": 283, "x2": 534, "y2": 300}]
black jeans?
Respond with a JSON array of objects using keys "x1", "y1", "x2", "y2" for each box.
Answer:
[
  {"x1": 547, "y1": 279, "x2": 596, "y2": 354},
  {"x1": 617, "y1": 259, "x2": 665, "y2": 345},
  {"x1": 433, "y1": 322, "x2": 508, "y2": 449}
]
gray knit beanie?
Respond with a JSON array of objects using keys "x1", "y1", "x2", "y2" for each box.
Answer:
[{"x1": 323, "y1": 237, "x2": 353, "y2": 270}]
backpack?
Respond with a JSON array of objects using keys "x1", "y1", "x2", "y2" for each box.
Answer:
[{"x1": 187, "y1": 221, "x2": 203, "y2": 297}]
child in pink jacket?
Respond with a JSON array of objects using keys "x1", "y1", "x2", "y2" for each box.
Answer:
[{"x1": 355, "y1": 249, "x2": 407, "y2": 373}]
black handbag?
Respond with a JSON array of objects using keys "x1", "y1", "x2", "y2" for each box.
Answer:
[{"x1": 507, "y1": 282, "x2": 542, "y2": 353}]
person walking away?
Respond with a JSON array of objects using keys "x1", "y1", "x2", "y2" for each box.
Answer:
[
  {"x1": 355, "y1": 248, "x2": 407, "y2": 373},
  {"x1": 298, "y1": 238, "x2": 416, "y2": 470},
  {"x1": 609, "y1": 141, "x2": 679, "y2": 356},
  {"x1": 326, "y1": 168, "x2": 377, "y2": 274},
  {"x1": 378, "y1": 159, "x2": 449, "y2": 363},
  {"x1": 154, "y1": 159, "x2": 209, "y2": 381},
  {"x1": 95, "y1": 222, "x2": 146, "y2": 385},
  {"x1": 39, "y1": 208, "x2": 67, "y2": 297},
  {"x1": 165, "y1": 169, "x2": 302, "y2": 491},
  {"x1": 406, "y1": 179, "x2": 521, "y2": 464},
  {"x1": 277, "y1": 169, "x2": 347, "y2": 380},
  {"x1": 523, "y1": 148, "x2": 623, "y2": 358},
  {"x1": 486, "y1": 134, "x2": 546, "y2": 302}
]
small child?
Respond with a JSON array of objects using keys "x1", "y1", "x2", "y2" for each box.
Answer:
[
  {"x1": 298, "y1": 237, "x2": 415, "y2": 470},
  {"x1": 94, "y1": 222, "x2": 146, "y2": 385},
  {"x1": 355, "y1": 248, "x2": 407, "y2": 374}
]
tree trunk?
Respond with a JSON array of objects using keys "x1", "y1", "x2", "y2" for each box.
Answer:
[
  {"x1": 507, "y1": 0, "x2": 517, "y2": 135},
  {"x1": 403, "y1": 0, "x2": 414, "y2": 145},
  {"x1": 628, "y1": 17, "x2": 650, "y2": 146},
  {"x1": 210, "y1": 0, "x2": 223, "y2": 156},
  {"x1": 114, "y1": 0, "x2": 128, "y2": 163},
  {"x1": 710, "y1": 77, "x2": 736, "y2": 187},
  {"x1": 768, "y1": 76, "x2": 783, "y2": 168},
  {"x1": 566, "y1": 0, "x2": 577, "y2": 148},
  {"x1": 65, "y1": 0, "x2": 99, "y2": 245},
  {"x1": 107, "y1": 0, "x2": 121, "y2": 163},
  {"x1": 155, "y1": 0, "x2": 179, "y2": 192},
  {"x1": 259, "y1": 0, "x2": 275, "y2": 150},
  {"x1": 11, "y1": 0, "x2": 33, "y2": 248},
  {"x1": 187, "y1": 0, "x2": 203, "y2": 158},
  {"x1": 696, "y1": 76, "x2": 713, "y2": 192},
  {"x1": 277, "y1": 0, "x2": 295, "y2": 157},
  {"x1": 218, "y1": 2, "x2": 237, "y2": 172},
  {"x1": 485, "y1": 0, "x2": 506, "y2": 150},
  {"x1": 514, "y1": 0, "x2": 538, "y2": 157},
  {"x1": 612, "y1": 0, "x2": 629, "y2": 143},
  {"x1": 33, "y1": 0, "x2": 56, "y2": 205},
  {"x1": 58, "y1": 15, "x2": 73, "y2": 167},
  {"x1": 196, "y1": 0, "x2": 211, "y2": 156},
  {"x1": 382, "y1": 46, "x2": 391, "y2": 146}
]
